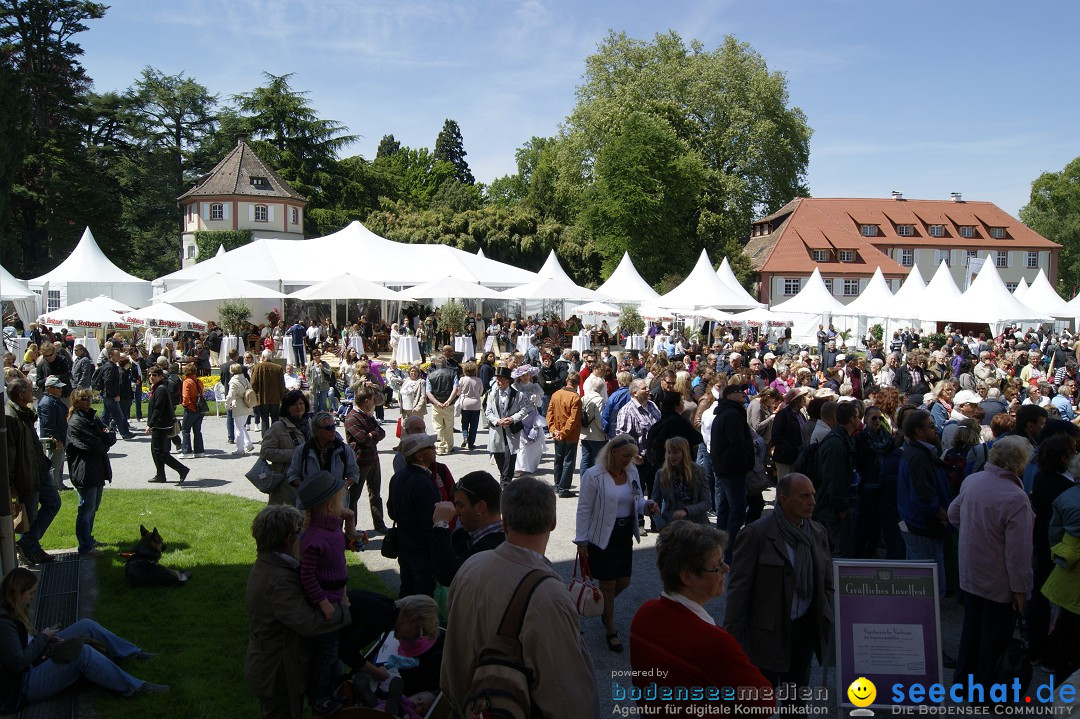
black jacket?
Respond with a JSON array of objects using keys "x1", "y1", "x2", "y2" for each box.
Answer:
[
  {"x1": 388, "y1": 463, "x2": 441, "y2": 559},
  {"x1": 99, "y1": 361, "x2": 121, "y2": 398},
  {"x1": 147, "y1": 384, "x2": 175, "y2": 430},
  {"x1": 431, "y1": 525, "x2": 505, "y2": 587},
  {"x1": 647, "y1": 413, "x2": 704, "y2": 468},
  {"x1": 538, "y1": 364, "x2": 563, "y2": 397},
  {"x1": 66, "y1": 408, "x2": 115, "y2": 488},
  {"x1": 710, "y1": 398, "x2": 754, "y2": 476},
  {"x1": 771, "y1": 404, "x2": 805, "y2": 464},
  {"x1": 0, "y1": 606, "x2": 48, "y2": 713}
]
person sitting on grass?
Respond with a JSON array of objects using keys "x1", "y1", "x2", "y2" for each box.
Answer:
[{"x1": 0, "y1": 567, "x2": 167, "y2": 713}]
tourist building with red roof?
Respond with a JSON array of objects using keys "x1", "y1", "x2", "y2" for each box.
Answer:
[{"x1": 744, "y1": 194, "x2": 1060, "y2": 304}]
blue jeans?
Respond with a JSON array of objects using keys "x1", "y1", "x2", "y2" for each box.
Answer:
[
  {"x1": 715, "y1": 472, "x2": 747, "y2": 562},
  {"x1": 901, "y1": 529, "x2": 946, "y2": 597},
  {"x1": 181, "y1": 408, "x2": 204, "y2": 455},
  {"x1": 579, "y1": 439, "x2": 606, "y2": 476},
  {"x1": 225, "y1": 409, "x2": 234, "y2": 443},
  {"x1": 553, "y1": 440, "x2": 578, "y2": 491},
  {"x1": 312, "y1": 389, "x2": 328, "y2": 413},
  {"x1": 19, "y1": 465, "x2": 61, "y2": 553},
  {"x1": 23, "y1": 619, "x2": 145, "y2": 704},
  {"x1": 75, "y1": 485, "x2": 104, "y2": 553},
  {"x1": 101, "y1": 397, "x2": 131, "y2": 436}
]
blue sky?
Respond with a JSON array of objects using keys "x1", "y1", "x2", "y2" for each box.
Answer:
[{"x1": 79, "y1": 0, "x2": 1080, "y2": 216}]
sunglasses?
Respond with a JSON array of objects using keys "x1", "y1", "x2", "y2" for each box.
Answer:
[
  {"x1": 700, "y1": 563, "x2": 729, "y2": 574},
  {"x1": 316, "y1": 424, "x2": 335, "y2": 431}
]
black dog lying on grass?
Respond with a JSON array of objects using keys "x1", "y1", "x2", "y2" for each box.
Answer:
[{"x1": 123, "y1": 525, "x2": 191, "y2": 587}]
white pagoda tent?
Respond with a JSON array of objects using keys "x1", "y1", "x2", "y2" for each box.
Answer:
[
  {"x1": 771, "y1": 268, "x2": 850, "y2": 345},
  {"x1": 1013, "y1": 277, "x2": 1030, "y2": 298},
  {"x1": 840, "y1": 268, "x2": 900, "y2": 318},
  {"x1": 714, "y1": 257, "x2": 765, "y2": 309},
  {"x1": 153, "y1": 221, "x2": 536, "y2": 294},
  {"x1": 595, "y1": 252, "x2": 661, "y2": 305},
  {"x1": 661, "y1": 250, "x2": 763, "y2": 310},
  {"x1": 909, "y1": 261, "x2": 965, "y2": 325},
  {"x1": 950, "y1": 255, "x2": 1051, "y2": 331},
  {"x1": 1020, "y1": 270, "x2": 1071, "y2": 319},
  {"x1": 1, "y1": 263, "x2": 37, "y2": 326},
  {"x1": 29, "y1": 227, "x2": 152, "y2": 310},
  {"x1": 499, "y1": 250, "x2": 603, "y2": 303}
]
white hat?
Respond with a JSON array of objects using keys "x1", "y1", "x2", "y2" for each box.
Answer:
[
  {"x1": 763, "y1": 352, "x2": 776, "y2": 360},
  {"x1": 953, "y1": 390, "x2": 982, "y2": 406}
]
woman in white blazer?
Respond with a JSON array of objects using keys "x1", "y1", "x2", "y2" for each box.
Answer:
[
  {"x1": 574, "y1": 433, "x2": 657, "y2": 654},
  {"x1": 226, "y1": 363, "x2": 254, "y2": 454}
]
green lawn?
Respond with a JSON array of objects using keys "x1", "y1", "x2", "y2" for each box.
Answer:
[{"x1": 40, "y1": 489, "x2": 390, "y2": 718}]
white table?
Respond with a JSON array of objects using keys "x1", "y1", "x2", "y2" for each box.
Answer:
[
  {"x1": 571, "y1": 335, "x2": 590, "y2": 353},
  {"x1": 220, "y1": 336, "x2": 240, "y2": 366},
  {"x1": 453, "y1": 335, "x2": 475, "y2": 358},
  {"x1": 348, "y1": 335, "x2": 365, "y2": 357},
  {"x1": 75, "y1": 336, "x2": 100, "y2": 361},
  {"x1": 395, "y1": 336, "x2": 421, "y2": 365},
  {"x1": 10, "y1": 336, "x2": 29, "y2": 358},
  {"x1": 625, "y1": 335, "x2": 645, "y2": 351},
  {"x1": 483, "y1": 336, "x2": 496, "y2": 354},
  {"x1": 516, "y1": 333, "x2": 535, "y2": 355}
]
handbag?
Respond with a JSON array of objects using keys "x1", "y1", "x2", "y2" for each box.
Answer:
[
  {"x1": 169, "y1": 419, "x2": 182, "y2": 438},
  {"x1": 245, "y1": 457, "x2": 285, "y2": 493},
  {"x1": 244, "y1": 385, "x2": 258, "y2": 408},
  {"x1": 395, "y1": 415, "x2": 403, "y2": 439},
  {"x1": 12, "y1": 500, "x2": 29, "y2": 533},
  {"x1": 992, "y1": 614, "x2": 1032, "y2": 693},
  {"x1": 380, "y1": 524, "x2": 399, "y2": 559},
  {"x1": 568, "y1": 553, "x2": 604, "y2": 617},
  {"x1": 196, "y1": 394, "x2": 210, "y2": 415}
]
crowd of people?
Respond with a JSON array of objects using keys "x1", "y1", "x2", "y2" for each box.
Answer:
[{"x1": 8, "y1": 311, "x2": 1080, "y2": 715}]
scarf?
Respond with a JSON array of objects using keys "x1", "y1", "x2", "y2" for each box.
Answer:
[{"x1": 773, "y1": 508, "x2": 814, "y2": 603}]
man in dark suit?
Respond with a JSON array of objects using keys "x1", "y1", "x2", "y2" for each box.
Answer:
[{"x1": 724, "y1": 473, "x2": 834, "y2": 693}]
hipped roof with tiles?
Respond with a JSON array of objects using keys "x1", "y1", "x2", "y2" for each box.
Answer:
[
  {"x1": 178, "y1": 136, "x2": 306, "y2": 203},
  {"x1": 744, "y1": 197, "x2": 1058, "y2": 276}
]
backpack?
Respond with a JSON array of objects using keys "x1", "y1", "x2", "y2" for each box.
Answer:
[
  {"x1": 792, "y1": 440, "x2": 823, "y2": 488},
  {"x1": 91, "y1": 365, "x2": 105, "y2": 392},
  {"x1": 942, "y1": 446, "x2": 968, "y2": 494},
  {"x1": 463, "y1": 569, "x2": 555, "y2": 719},
  {"x1": 166, "y1": 373, "x2": 183, "y2": 406}
]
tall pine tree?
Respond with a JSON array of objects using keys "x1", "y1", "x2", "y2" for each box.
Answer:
[{"x1": 433, "y1": 119, "x2": 474, "y2": 185}]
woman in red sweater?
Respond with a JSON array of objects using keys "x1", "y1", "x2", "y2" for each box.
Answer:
[
  {"x1": 179, "y1": 363, "x2": 205, "y2": 458},
  {"x1": 629, "y1": 521, "x2": 774, "y2": 716}
]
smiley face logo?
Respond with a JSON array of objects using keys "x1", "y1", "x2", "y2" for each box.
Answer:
[{"x1": 848, "y1": 677, "x2": 876, "y2": 707}]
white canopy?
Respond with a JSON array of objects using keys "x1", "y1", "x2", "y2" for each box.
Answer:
[
  {"x1": 124, "y1": 303, "x2": 208, "y2": 332},
  {"x1": 154, "y1": 221, "x2": 537, "y2": 292},
  {"x1": 911, "y1": 261, "x2": 965, "y2": 323},
  {"x1": 288, "y1": 273, "x2": 405, "y2": 302},
  {"x1": 771, "y1": 268, "x2": 847, "y2": 314},
  {"x1": 1013, "y1": 277, "x2": 1030, "y2": 298},
  {"x1": 399, "y1": 276, "x2": 506, "y2": 301},
  {"x1": 686, "y1": 308, "x2": 737, "y2": 323},
  {"x1": 568, "y1": 301, "x2": 620, "y2": 317},
  {"x1": 1020, "y1": 270, "x2": 1071, "y2": 319},
  {"x1": 1, "y1": 264, "x2": 37, "y2": 327},
  {"x1": 661, "y1": 250, "x2": 763, "y2": 310},
  {"x1": 950, "y1": 255, "x2": 1051, "y2": 327},
  {"x1": 500, "y1": 250, "x2": 602, "y2": 301},
  {"x1": 154, "y1": 273, "x2": 287, "y2": 327},
  {"x1": 39, "y1": 298, "x2": 131, "y2": 330},
  {"x1": 840, "y1": 268, "x2": 903, "y2": 318},
  {"x1": 29, "y1": 227, "x2": 151, "y2": 309},
  {"x1": 87, "y1": 295, "x2": 135, "y2": 313},
  {"x1": 638, "y1": 304, "x2": 677, "y2": 321},
  {"x1": 729, "y1": 308, "x2": 794, "y2": 327},
  {"x1": 595, "y1": 252, "x2": 661, "y2": 304},
  {"x1": 715, "y1": 258, "x2": 765, "y2": 309},
  {"x1": 891, "y1": 264, "x2": 927, "y2": 306}
]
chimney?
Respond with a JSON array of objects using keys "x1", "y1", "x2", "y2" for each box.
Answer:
[
  {"x1": 891, "y1": 190, "x2": 903, "y2": 200},
  {"x1": 950, "y1": 192, "x2": 962, "y2": 202},
  {"x1": 236, "y1": 133, "x2": 248, "y2": 146}
]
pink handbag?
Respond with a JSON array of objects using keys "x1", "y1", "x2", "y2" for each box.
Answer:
[{"x1": 569, "y1": 553, "x2": 605, "y2": 617}]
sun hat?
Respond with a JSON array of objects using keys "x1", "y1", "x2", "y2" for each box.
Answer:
[
  {"x1": 395, "y1": 433, "x2": 437, "y2": 457},
  {"x1": 297, "y1": 470, "x2": 345, "y2": 511}
]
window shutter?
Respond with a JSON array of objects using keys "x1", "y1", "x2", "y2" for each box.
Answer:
[
  {"x1": 248, "y1": 204, "x2": 255, "y2": 222},
  {"x1": 267, "y1": 205, "x2": 275, "y2": 222},
  {"x1": 222, "y1": 203, "x2": 230, "y2": 221},
  {"x1": 200, "y1": 203, "x2": 208, "y2": 220},
  {"x1": 913, "y1": 249, "x2": 920, "y2": 265}
]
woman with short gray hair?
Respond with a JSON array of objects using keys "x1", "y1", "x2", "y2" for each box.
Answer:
[
  {"x1": 947, "y1": 434, "x2": 1034, "y2": 689},
  {"x1": 245, "y1": 504, "x2": 351, "y2": 719}
]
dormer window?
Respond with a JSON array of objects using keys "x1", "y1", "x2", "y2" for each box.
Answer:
[
  {"x1": 959, "y1": 226, "x2": 975, "y2": 238},
  {"x1": 838, "y1": 250, "x2": 855, "y2": 262},
  {"x1": 928, "y1": 225, "x2": 945, "y2": 238},
  {"x1": 860, "y1": 225, "x2": 877, "y2": 237},
  {"x1": 990, "y1": 227, "x2": 1006, "y2": 239},
  {"x1": 897, "y1": 224, "x2": 914, "y2": 237},
  {"x1": 250, "y1": 176, "x2": 268, "y2": 189},
  {"x1": 811, "y1": 249, "x2": 829, "y2": 263}
]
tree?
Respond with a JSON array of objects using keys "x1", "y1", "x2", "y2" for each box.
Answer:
[
  {"x1": 0, "y1": 0, "x2": 107, "y2": 276},
  {"x1": 375, "y1": 134, "x2": 401, "y2": 160},
  {"x1": 1020, "y1": 156, "x2": 1080, "y2": 295},
  {"x1": 373, "y1": 146, "x2": 457, "y2": 210},
  {"x1": 433, "y1": 118, "x2": 474, "y2": 185},
  {"x1": 579, "y1": 111, "x2": 706, "y2": 284},
  {"x1": 561, "y1": 30, "x2": 811, "y2": 273}
]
